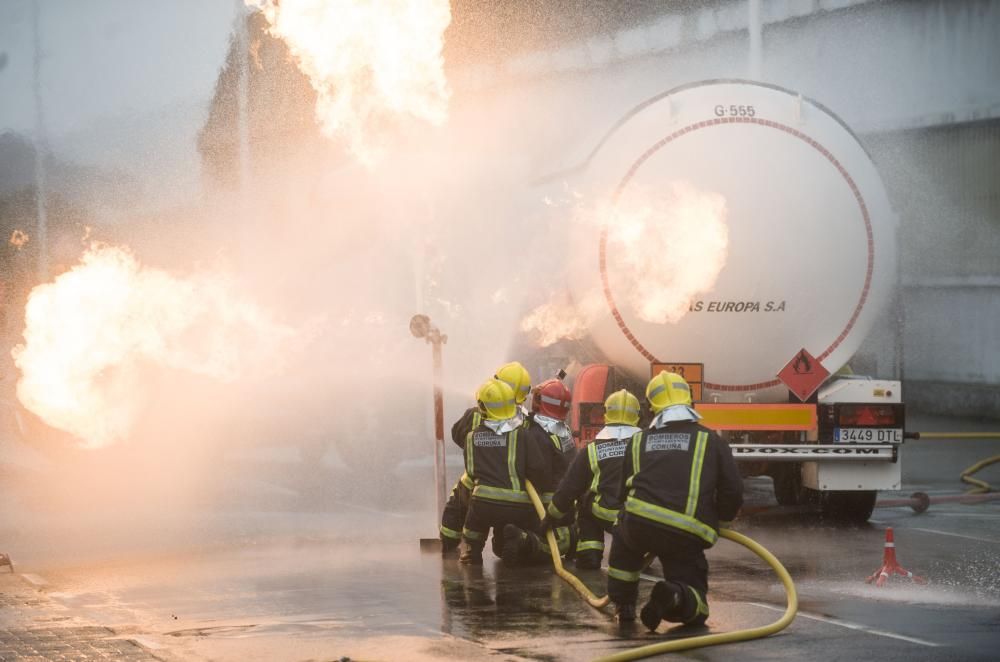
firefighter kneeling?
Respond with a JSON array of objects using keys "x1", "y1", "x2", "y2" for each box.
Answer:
[
  {"x1": 607, "y1": 371, "x2": 743, "y2": 629},
  {"x1": 543, "y1": 389, "x2": 640, "y2": 570},
  {"x1": 459, "y1": 378, "x2": 550, "y2": 565}
]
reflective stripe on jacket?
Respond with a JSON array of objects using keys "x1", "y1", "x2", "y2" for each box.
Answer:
[
  {"x1": 547, "y1": 436, "x2": 626, "y2": 522},
  {"x1": 465, "y1": 418, "x2": 549, "y2": 505},
  {"x1": 620, "y1": 421, "x2": 743, "y2": 547}
]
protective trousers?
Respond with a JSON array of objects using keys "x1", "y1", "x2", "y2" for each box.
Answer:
[
  {"x1": 462, "y1": 499, "x2": 540, "y2": 557},
  {"x1": 504, "y1": 525, "x2": 575, "y2": 566},
  {"x1": 576, "y1": 499, "x2": 614, "y2": 558},
  {"x1": 440, "y1": 477, "x2": 471, "y2": 546},
  {"x1": 607, "y1": 515, "x2": 710, "y2": 625}
]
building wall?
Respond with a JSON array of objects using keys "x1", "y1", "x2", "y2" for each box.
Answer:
[
  {"x1": 865, "y1": 118, "x2": 1000, "y2": 416},
  {"x1": 474, "y1": 0, "x2": 1000, "y2": 417}
]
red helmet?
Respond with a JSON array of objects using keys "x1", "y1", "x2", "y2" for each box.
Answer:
[{"x1": 532, "y1": 379, "x2": 572, "y2": 421}]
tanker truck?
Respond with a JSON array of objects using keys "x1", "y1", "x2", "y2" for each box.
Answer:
[{"x1": 545, "y1": 80, "x2": 907, "y2": 523}]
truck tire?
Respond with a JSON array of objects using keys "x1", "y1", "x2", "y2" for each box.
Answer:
[
  {"x1": 820, "y1": 490, "x2": 877, "y2": 523},
  {"x1": 771, "y1": 463, "x2": 804, "y2": 506}
]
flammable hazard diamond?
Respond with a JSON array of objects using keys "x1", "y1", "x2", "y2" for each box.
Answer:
[{"x1": 778, "y1": 348, "x2": 830, "y2": 402}]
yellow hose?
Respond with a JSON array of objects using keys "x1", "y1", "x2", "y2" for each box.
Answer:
[
  {"x1": 525, "y1": 481, "x2": 609, "y2": 609},
  {"x1": 917, "y1": 432, "x2": 1000, "y2": 439},
  {"x1": 592, "y1": 529, "x2": 798, "y2": 662},
  {"x1": 524, "y1": 481, "x2": 798, "y2": 661},
  {"x1": 960, "y1": 455, "x2": 1000, "y2": 494}
]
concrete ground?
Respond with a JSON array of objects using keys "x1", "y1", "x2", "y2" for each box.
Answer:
[{"x1": 1, "y1": 412, "x2": 998, "y2": 661}]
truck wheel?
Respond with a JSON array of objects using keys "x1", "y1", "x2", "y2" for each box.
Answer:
[
  {"x1": 771, "y1": 464, "x2": 804, "y2": 506},
  {"x1": 820, "y1": 490, "x2": 877, "y2": 523}
]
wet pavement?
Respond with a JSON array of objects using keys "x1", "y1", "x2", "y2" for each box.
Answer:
[
  {"x1": 1, "y1": 413, "x2": 999, "y2": 660},
  {"x1": 0, "y1": 573, "x2": 160, "y2": 661}
]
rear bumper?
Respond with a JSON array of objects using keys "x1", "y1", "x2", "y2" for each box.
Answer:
[{"x1": 731, "y1": 444, "x2": 897, "y2": 462}]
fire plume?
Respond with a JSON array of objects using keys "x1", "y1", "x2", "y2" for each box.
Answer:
[
  {"x1": 607, "y1": 181, "x2": 729, "y2": 324},
  {"x1": 12, "y1": 244, "x2": 295, "y2": 449},
  {"x1": 520, "y1": 182, "x2": 728, "y2": 346},
  {"x1": 247, "y1": 0, "x2": 452, "y2": 165}
]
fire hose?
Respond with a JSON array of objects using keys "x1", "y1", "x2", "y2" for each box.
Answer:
[
  {"x1": 911, "y1": 431, "x2": 1000, "y2": 496},
  {"x1": 524, "y1": 481, "x2": 798, "y2": 661}
]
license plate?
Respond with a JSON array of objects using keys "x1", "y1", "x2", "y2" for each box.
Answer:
[{"x1": 834, "y1": 428, "x2": 903, "y2": 443}]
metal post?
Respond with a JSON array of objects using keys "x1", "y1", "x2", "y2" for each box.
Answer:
[
  {"x1": 895, "y1": 222, "x2": 905, "y2": 383},
  {"x1": 233, "y1": 0, "x2": 253, "y2": 267},
  {"x1": 234, "y1": 0, "x2": 250, "y2": 195},
  {"x1": 31, "y1": 0, "x2": 48, "y2": 280},
  {"x1": 431, "y1": 333, "x2": 447, "y2": 522},
  {"x1": 748, "y1": 0, "x2": 762, "y2": 81},
  {"x1": 409, "y1": 314, "x2": 448, "y2": 537}
]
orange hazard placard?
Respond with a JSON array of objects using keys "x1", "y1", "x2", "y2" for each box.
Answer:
[{"x1": 778, "y1": 348, "x2": 830, "y2": 402}]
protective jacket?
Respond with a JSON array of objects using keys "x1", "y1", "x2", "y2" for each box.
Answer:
[
  {"x1": 451, "y1": 407, "x2": 481, "y2": 490},
  {"x1": 451, "y1": 407, "x2": 480, "y2": 449},
  {"x1": 465, "y1": 418, "x2": 550, "y2": 506},
  {"x1": 548, "y1": 425, "x2": 635, "y2": 524},
  {"x1": 529, "y1": 414, "x2": 577, "y2": 502},
  {"x1": 618, "y1": 420, "x2": 742, "y2": 547}
]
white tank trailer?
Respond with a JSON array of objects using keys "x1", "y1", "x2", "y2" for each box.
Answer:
[{"x1": 558, "y1": 81, "x2": 908, "y2": 522}]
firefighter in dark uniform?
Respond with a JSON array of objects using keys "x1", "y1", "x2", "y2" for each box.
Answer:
[
  {"x1": 607, "y1": 371, "x2": 743, "y2": 628},
  {"x1": 542, "y1": 389, "x2": 641, "y2": 569},
  {"x1": 500, "y1": 378, "x2": 577, "y2": 566},
  {"x1": 460, "y1": 377, "x2": 550, "y2": 565},
  {"x1": 440, "y1": 362, "x2": 533, "y2": 553}
]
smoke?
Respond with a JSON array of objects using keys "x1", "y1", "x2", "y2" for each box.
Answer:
[
  {"x1": 5, "y1": 1, "x2": 990, "y2": 569},
  {"x1": 3, "y1": 0, "x2": 549, "y2": 565}
]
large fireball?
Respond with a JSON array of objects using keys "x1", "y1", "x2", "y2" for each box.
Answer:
[{"x1": 12, "y1": 245, "x2": 295, "y2": 449}]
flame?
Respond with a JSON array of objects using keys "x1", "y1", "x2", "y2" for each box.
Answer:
[
  {"x1": 606, "y1": 181, "x2": 728, "y2": 324},
  {"x1": 12, "y1": 244, "x2": 296, "y2": 449},
  {"x1": 10, "y1": 230, "x2": 29, "y2": 249},
  {"x1": 247, "y1": 0, "x2": 452, "y2": 165},
  {"x1": 520, "y1": 181, "x2": 728, "y2": 346}
]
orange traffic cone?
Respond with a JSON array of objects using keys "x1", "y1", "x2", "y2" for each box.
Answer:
[{"x1": 865, "y1": 527, "x2": 926, "y2": 587}]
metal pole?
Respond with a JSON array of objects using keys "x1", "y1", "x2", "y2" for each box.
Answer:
[
  {"x1": 234, "y1": 0, "x2": 250, "y2": 195},
  {"x1": 409, "y1": 314, "x2": 448, "y2": 538},
  {"x1": 431, "y1": 333, "x2": 447, "y2": 524},
  {"x1": 233, "y1": 0, "x2": 252, "y2": 268},
  {"x1": 32, "y1": 0, "x2": 48, "y2": 281},
  {"x1": 748, "y1": 0, "x2": 762, "y2": 81},
  {"x1": 895, "y1": 222, "x2": 905, "y2": 383}
]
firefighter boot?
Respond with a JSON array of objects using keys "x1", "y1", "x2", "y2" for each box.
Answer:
[
  {"x1": 460, "y1": 544, "x2": 484, "y2": 566},
  {"x1": 501, "y1": 524, "x2": 528, "y2": 567},
  {"x1": 441, "y1": 537, "x2": 460, "y2": 556},
  {"x1": 574, "y1": 549, "x2": 603, "y2": 570},
  {"x1": 640, "y1": 580, "x2": 683, "y2": 632},
  {"x1": 614, "y1": 602, "x2": 636, "y2": 624}
]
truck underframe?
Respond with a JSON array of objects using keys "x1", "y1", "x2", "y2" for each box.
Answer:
[{"x1": 569, "y1": 365, "x2": 906, "y2": 524}]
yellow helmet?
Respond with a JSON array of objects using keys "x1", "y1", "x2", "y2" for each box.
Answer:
[
  {"x1": 604, "y1": 389, "x2": 640, "y2": 426},
  {"x1": 646, "y1": 371, "x2": 692, "y2": 413},
  {"x1": 476, "y1": 378, "x2": 517, "y2": 421},
  {"x1": 495, "y1": 361, "x2": 532, "y2": 405}
]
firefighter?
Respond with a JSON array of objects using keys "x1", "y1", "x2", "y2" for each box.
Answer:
[
  {"x1": 440, "y1": 362, "x2": 532, "y2": 554},
  {"x1": 541, "y1": 389, "x2": 641, "y2": 570},
  {"x1": 607, "y1": 371, "x2": 743, "y2": 628},
  {"x1": 459, "y1": 377, "x2": 550, "y2": 565},
  {"x1": 500, "y1": 377, "x2": 577, "y2": 566}
]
